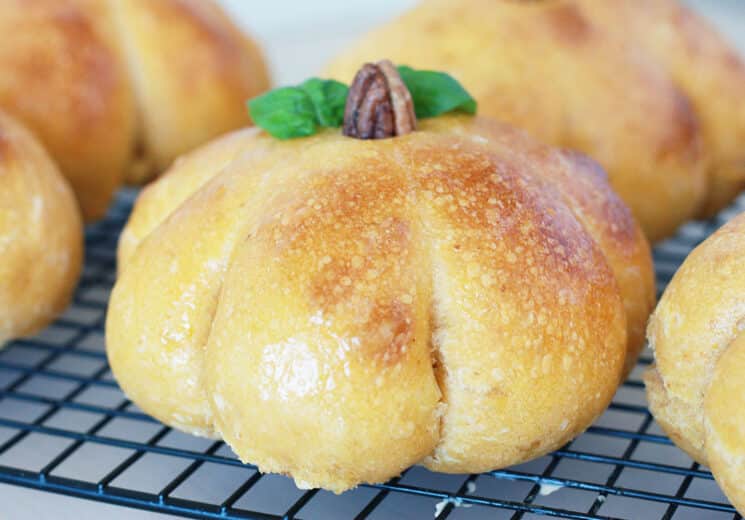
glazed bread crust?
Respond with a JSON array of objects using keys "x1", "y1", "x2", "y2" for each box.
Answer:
[
  {"x1": 0, "y1": 111, "x2": 83, "y2": 345},
  {"x1": 108, "y1": 115, "x2": 654, "y2": 491},
  {"x1": 646, "y1": 212, "x2": 745, "y2": 514},
  {"x1": 0, "y1": 0, "x2": 269, "y2": 220},
  {"x1": 324, "y1": 0, "x2": 745, "y2": 242}
]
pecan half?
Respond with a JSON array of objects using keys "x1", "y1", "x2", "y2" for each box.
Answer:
[{"x1": 343, "y1": 60, "x2": 416, "y2": 139}]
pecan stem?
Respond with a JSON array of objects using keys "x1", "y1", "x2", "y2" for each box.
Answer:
[{"x1": 343, "y1": 60, "x2": 416, "y2": 139}]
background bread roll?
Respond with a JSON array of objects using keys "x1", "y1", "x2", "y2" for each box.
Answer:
[
  {"x1": 0, "y1": 111, "x2": 82, "y2": 345},
  {"x1": 325, "y1": 0, "x2": 745, "y2": 242},
  {"x1": 108, "y1": 114, "x2": 654, "y2": 491},
  {"x1": 0, "y1": 0, "x2": 269, "y2": 220},
  {"x1": 646, "y1": 212, "x2": 745, "y2": 515}
]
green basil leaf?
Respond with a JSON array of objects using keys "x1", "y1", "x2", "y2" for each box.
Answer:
[
  {"x1": 299, "y1": 78, "x2": 349, "y2": 128},
  {"x1": 247, "y1": 87, "x2": 317, "y2": 139},
  {"x1": 397, "y1": 65, "x2": 477, "y2": 118}
]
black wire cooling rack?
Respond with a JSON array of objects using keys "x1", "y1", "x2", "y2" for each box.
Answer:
[{"x1": 0, "y1": 188, "x2": 743, "y2": 520}]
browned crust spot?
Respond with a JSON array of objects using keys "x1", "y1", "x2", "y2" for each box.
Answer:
[
  {"x1": 0, "y1": 127, "x2": 10, "y2": 164},
  {"x1": 364, "y1": 300, "x2": 415, "y2": 366},
  {"x1": 545, "y1": 4, "x2": 593, "y2": 45},
  {"x1": 657, "y1": 90, "x2": 701, "y2": 163},
  {"x1": 45, "y1": 4, "x2": 118, "y2": 130}
]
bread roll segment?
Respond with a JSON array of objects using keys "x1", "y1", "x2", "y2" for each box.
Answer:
[
  {"x1": 109, "y1": 115, "x2": 653, "y2": 491},
  {"x1": 109, "y1": 0, "x2": 270, "y2": 184},
  {"x1": 0, "y1": 111, "x2": 82, "y2": 345},
  {"x1": 117, "y1": 127, "x2": 265, "y2": 270},
  {"x1": 0, "y1": 0, "x2": 136, "y2": 221},
  {"x1": 108, "y1": 131, "x2": 283, "y2": 437},
  {"x1": 206, "y1": 140, "x2": 442, "y2": 490},
  {"x1": 444, "y1": 118, "x2": 655, "y2": 377},
  {"x1": 408, "y1": 130, "x2": 626, "y2": 473},
  {"x1": 646, "y1": 212, "x2": 745, "y2": 514},
  {"x1": 705, "y1": 332, "x2": 745, "y2": 514},
  {"x1": 578, "y1": 0, "x2": 745, "y2": 218}
]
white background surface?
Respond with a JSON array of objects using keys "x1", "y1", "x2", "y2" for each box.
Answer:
[{"x1": 1, "y1": 1, "x2": 743, "y2": 518}]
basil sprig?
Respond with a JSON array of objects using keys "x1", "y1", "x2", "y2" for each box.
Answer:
[{"x1": 247, "y1": 66, "x2": 476, "y2": 139}]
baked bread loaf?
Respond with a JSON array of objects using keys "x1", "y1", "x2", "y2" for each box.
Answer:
[
  {"x1": 326, "y1": 0, "x2": 745, "y2": 241},
  {"x1": 108, "y1": 62, "x2": 654, "y2": 490},
  {"x1": 646, "y1": 212, "x2": 745, "y2": 515},
  {"x1": 0, "y1": 111, "x2": 82, "y2": 345},
  {"x1": 0, "y1": 0, "x2": 269, "y2": 220}
]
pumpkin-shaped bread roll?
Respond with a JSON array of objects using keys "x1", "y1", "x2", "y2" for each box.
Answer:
[
  {"x1": 646, "y1": 212, "x2": 745, "y2": 515},
  {"x1": 107, "y1": 63, "x2": 654, "y2": 492},
  {"x1": 326, "y1": 0, "x2": 745, "y2": 241},
  {"x1": 0, "y1": 111, "x2": 82, "y2": 345},
  {"x1": 0, "y1": 0, "x2": 269, "y2": 220}
]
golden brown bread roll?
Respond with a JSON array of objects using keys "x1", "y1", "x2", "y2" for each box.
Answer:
[
  {"x1": 108, "y1": 107, "x2": 654, "y2": 491},
  {"x1": 646, "y1": 212, "x2": 745, "y2": 515},
  {"x1": 0, "y1": 111, "x2": 82, "y2": 345},
  {"x1": 0, "y1": 0, "x2": 269, "y2": 221},
  {"x1": 325, "y1": 0, "x2": 745, "y2": 242}
]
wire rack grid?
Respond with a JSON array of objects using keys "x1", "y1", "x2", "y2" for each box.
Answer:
[{"x1": 0, "y1": 188, "x2": 743, "y2": 520}]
